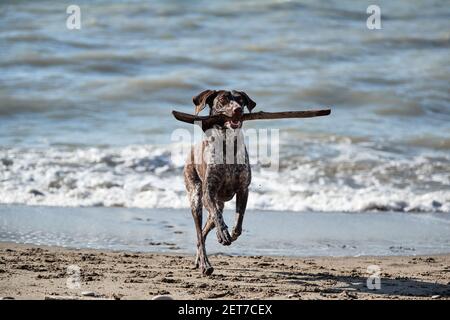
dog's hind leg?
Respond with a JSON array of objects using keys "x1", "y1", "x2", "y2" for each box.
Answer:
[
  {"x1": 193, "y1": 214, "x2": 212, "y2": 268},
  {"x1": 189, "y1": 183, "x2": 214, "y2": 276},
  {"x1": 185, "y1": 161, "x2": 214, "y2": 275},
  {"x1": 202, "y1": 216, "x2": 215, "y2": 239},
  {"x1": 192, "y1": 191, "x2": 202, "y2": 269},
  {"x1": 194, "y1": 217, "x2": 214, "y2": 269},
  {"x1": 201, "y1": 200, "x2": 222, "y2": 239},
  {"x1": 231, "y1": 187, "x2": 248, "y2": 242},
  {"x1": 194, "y1": 201, "x2": 221, "y2": 266}
]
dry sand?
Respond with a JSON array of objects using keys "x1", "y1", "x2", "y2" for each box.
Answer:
[{"x1": 0, "y1": 243, "x2": 449, "y2": 300}]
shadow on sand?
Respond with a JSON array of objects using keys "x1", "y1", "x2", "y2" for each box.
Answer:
[{"x1": 272, "y1": 270, "x2": 450, "y2": 298}]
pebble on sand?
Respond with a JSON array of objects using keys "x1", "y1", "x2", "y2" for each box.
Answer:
[
  {"x1": 152, "y1": 295, "x2": 174, "y2": 300},
  {"x1": 81, "y1": 291, "x2": 100, "y2": 297}
]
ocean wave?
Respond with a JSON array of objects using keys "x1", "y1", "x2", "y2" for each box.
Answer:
[
  {"x1": 288, "y1": 84, "x2": 404, "y2": 109},
  {"x1": 405, "y1": 136, "x2": 450, "y2": 151},
  {"x1": 93, "y1": 74, "x2": 201, "y2": 102},
  {"x1": 1, "y1": 141, "x2": 449, "y2": 213},
  {"x1": 364, "y1": 36, "x2": 449, "y2": 50},
  {"x1": 0, "y1": 93, "x2": 69, "y2": 116},
  {"x1": 0, "y1": 51, "x2": 147, "y2": 68}
]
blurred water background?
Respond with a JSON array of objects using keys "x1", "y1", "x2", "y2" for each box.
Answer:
[{"x1": 0, "y1": 0, "x2": 449, "y2": 212}]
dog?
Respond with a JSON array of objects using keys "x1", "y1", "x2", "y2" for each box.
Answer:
[{"x1": 184, "y1": 90, "x2": 256, "y2": 276}]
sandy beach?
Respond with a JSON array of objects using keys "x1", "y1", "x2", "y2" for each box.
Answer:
[{"x1": 1, "y1": 243, "x2": 449, "y2": 300}]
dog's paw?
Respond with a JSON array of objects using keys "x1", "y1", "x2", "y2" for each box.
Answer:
[
  {"x1": 231, "y1": 227, "x2": 242, "y2": 242},
  {"x1": 216, "y1": 226, "x2": 232, "y2": 246},
  {"x1": 201, "y1": 265, "x2": 214, "y2": 276}
]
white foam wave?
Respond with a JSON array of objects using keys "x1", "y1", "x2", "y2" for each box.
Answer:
[{"x1": 0, "y1": 142, "x2": 449, "y2": 213}]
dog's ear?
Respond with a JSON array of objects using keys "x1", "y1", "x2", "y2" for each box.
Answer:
[
  {"x1": 233, "y1": 90, "x2": 256, "y2": 112},
  {"x1": 193, "y1": 90, "x2": 217, "y2": 115}
]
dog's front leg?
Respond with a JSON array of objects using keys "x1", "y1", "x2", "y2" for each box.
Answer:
[{"x1": 232, "y1": 187, "x2": 248, "y2": 242}]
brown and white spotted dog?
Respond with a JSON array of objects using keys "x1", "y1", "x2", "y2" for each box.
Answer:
[{"x1": 184, "y1": 90, "x2": 256, "y2": 276}]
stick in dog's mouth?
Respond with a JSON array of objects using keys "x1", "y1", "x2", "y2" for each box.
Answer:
[{"x1": 172, "y1": 109, "x2": 331, "y2": 131}]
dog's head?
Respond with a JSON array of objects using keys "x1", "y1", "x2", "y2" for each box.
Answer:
[{"x1": 193, "y1": 90, "x2": 256, "y2": 129}]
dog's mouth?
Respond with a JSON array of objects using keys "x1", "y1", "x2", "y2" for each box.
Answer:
[{"x1": 225, "y1": 120, "x2": 241, "y2": 129}]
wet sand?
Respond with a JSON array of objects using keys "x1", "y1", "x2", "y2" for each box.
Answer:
[
  {"x1": 3, "y1": 205, "x2": 450, "y2": 257},
  {"x1": 0, "y1": 243, "x2": 449, "y2": 300}
]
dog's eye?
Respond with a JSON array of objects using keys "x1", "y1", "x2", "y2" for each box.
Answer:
[{"x1": 219, "y1": 98, "x2": 228, "y2": 106}]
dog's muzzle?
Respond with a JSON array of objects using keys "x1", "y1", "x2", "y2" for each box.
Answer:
[{"x1": 225, "y1": 103, "x2": 243, "y2": 129}]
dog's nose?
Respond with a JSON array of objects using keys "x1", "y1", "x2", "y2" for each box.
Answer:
[{"x1": 232, "y1": 104, "x2": 243, "y2": 116}]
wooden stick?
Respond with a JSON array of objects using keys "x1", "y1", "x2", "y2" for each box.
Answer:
[
  {"x1": 172, "y1": 109, "x2": 331, "y2": 130},
  {"x1": 242, "y1": 109, "x2": 331, "y2": 121}
]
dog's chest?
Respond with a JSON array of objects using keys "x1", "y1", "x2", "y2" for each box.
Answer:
[
  {"x1": 221, "y1": 163, "x2": 250, "y2": 184},
  {"x1": 216, "y1": 164, "x2": 251, "y2": 200}
]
